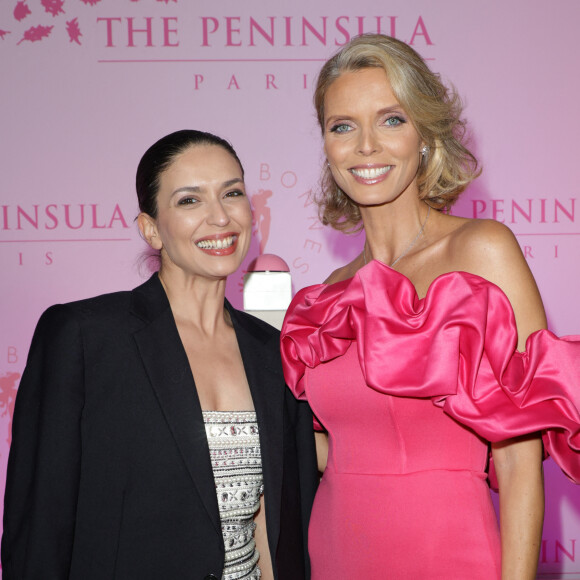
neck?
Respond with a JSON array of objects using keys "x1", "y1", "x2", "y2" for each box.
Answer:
[
  {"x1": 158, "y1": 266, "x2": 229, "y2": 334},
  {"x1": 361, "y1": 197, "x2": 431, "y2": 267}
]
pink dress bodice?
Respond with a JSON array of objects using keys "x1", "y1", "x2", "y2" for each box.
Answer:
[{"x1": 281, "y1": 260, "x2": 580, "y2": 579}]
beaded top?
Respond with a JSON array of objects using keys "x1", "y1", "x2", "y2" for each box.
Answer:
[{"x1": 203, "y1": 410, "x2": 264, "y2": 580}]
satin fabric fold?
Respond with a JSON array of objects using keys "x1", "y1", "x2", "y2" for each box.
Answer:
[{"x1": 281, "y1": 260, "x2": 580, "y2": 483}]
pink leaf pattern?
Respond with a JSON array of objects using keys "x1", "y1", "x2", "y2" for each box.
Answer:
[
  {"x1": 14, "y1": 1, "x2": 32, "y2": 22},
  {"x1": 6, "y1": 0, "x2": 161, "y2": 46},
  {"x1": 41, "y1": 0, "x2": 65, "y2": 17},
  {"x1": 66, "y1": 17, "x2": 81, "y2": 45},
  {"x1": 17, "y1": 24, "x2": 53, "y2": 44}
]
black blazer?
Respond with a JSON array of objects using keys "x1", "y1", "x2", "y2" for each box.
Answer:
[{"x1": 2, "y1": 274, "x2": 318, "y2": 580}]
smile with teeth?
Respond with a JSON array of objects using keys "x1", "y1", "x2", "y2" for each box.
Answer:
[
  {"x1": 196, "y1": 235, "x2": 237, "y2": 250},
  {"x1": 350, "y1": 166, "x2": 392, "y2": 179}
]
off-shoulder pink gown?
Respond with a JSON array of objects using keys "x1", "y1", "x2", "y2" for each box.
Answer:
[{"x1": 281, "y1": 260, "x2": 580, "y2": 580}]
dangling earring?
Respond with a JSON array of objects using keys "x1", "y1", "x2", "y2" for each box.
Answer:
[{"x1": 421, "y1": 145, "x2": 429, "y2": 156}]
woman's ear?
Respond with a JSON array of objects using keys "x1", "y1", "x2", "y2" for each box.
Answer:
[{"x1": 137, "y1": 213, "x2": 162, "y2": 250}]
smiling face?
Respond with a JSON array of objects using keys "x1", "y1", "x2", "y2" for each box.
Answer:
[
  {"x1": 139, "y1": 144, "x2": 252, "y2": 281},
  {"x1": 323, "y1": 67, "x2": 424, "y2": 209}
]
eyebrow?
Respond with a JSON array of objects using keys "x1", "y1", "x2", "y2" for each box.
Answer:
[
  {"x1": 171, "y1": 178, "x2": 244, "y2": 197},
  {"x1": 377, "y1": 105, "x2": 406, "y2": 116}
]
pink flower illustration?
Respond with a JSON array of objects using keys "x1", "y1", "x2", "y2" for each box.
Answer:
[
  {"x1": 14, "y1": 1, "x2": 31, "y2": 22},
  {"x1": 0, "y1": 29, "x2": 10, "y2": 40},
  {"x1": 17, "y1": 24, "x2": 53, "y2": 44},
  {"x1": 0, "y1": 371, "x2": 20, "y2": 445},
  {"x1": 66, "y1": 17, "x2": 81, "y2": 44},
  {"x1": 41, "y1": 0, "x2": 65, "y2": 17},
  {"x1": 251, "y1": 189, "x2": 273, "y2": 255}
]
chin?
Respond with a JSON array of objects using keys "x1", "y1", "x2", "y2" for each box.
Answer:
[
  {"x1": 353, "y1": 196, "x2": 396, "y2": 208},
  {"x1": 213, "y1": 259, "x2": 245, "y2": 278}
]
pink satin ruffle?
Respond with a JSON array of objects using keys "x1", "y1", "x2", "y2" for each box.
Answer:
[{"x1": 281, "y1": 260, "x2": 580, "y2": 483}]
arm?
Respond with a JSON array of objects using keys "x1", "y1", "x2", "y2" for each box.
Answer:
[
  {"x1": 492, "y1": 435, "x2": 544, "y2": 580},
  {"x1": 457, "y1": 220, "x2": 545, "y2": 579},
  {"x1": 314, "y1": 432, "x2": 328, "y2": 473},
  {"x1": 2, "y1": 305, "x2": 85, "y2": 579}
]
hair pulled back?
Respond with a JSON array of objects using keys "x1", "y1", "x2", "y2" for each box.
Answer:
[{"x1": 136, "y1": 129, "x2": 244, "y2": 219}]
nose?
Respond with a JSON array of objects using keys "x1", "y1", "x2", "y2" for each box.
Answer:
[
  {"x1": 358, "y1": 127, "x2": 382, "y2": 156},
  {"x1": 206, "y1": 198, "x2": 231, "y2": 227}
]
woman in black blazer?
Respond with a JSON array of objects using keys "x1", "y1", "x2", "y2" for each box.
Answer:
[{"x1": 2, "y1": 130, "x2": 318, "y2": 580}]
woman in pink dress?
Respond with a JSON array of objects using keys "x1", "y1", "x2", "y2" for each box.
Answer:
[{"x1": 281, "y1": 34, "x2": 580, "y2": 579}]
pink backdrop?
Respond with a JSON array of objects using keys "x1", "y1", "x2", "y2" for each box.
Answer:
[{"x1": 1, "y1": 1, "x2": 579, "y2": 577}]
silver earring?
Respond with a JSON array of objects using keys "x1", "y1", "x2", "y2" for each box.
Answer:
[{"x1": 421, "y1": 145, "x2": 429, "y2": 156}]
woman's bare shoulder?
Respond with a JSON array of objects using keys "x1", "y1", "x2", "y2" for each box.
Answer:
[
  {"x1": 447, "y1": 218, "x2": 523, "y2": 272},
  {"x1": 446, "y1": 218, "x2": 546, "y2": 343}
]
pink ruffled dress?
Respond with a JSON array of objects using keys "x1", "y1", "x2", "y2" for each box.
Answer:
[{"x1": 281, "y1": 260, "x2": 580, "y2": 579}]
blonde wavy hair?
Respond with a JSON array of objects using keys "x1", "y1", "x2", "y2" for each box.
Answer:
[{"x1": 314, "y1": 34, "x2": 480, "y2": 232}]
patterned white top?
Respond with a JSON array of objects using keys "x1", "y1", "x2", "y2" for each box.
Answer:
[{"x1": 203, "y1": 410, "x2": 264, "y2": 580}]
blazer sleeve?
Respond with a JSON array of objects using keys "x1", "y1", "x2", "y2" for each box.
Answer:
[
  {"x1": 288, "y1": 390, "x2": 318, "y2": 579},
  {"x1": 2, "y1": 304, "x2": 85, "y2": 579}
]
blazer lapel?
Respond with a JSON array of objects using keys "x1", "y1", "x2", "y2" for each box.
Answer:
[
  {"x1": 227, "y1": 303, "x2": 284, "y2": 555},
  {"x1": 131, "y1": 275, "x2": 221, "y2": 537}
]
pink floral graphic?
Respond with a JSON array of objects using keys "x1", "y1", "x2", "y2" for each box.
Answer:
[
  {"x1": 251, "y1": 189, "x2": 273, "y2": 255},
  {"x1": 6, "y1": 0, "x2": 176, "y2": 46},
  {"x1": 7, "y1": 0, "x2": 165, "y2": 46},
  {"x1": 17, "y1": 24, "x2": 53, "y2": 44},
  {"x1": 41, "y1": 0, "x2": 65, "y2": 17},
  {"x1": 0, "y1": 371, "x2": 20, "y2": 445},
  {"x1": 66, "y1": 17, "x2": 81, "y2": 44},
  {"x1": 14, "y1": 1, "x2": 31, "y2": 22}
]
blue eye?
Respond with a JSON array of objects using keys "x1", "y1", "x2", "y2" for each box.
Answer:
[
  {"x1": 329, "y1": 123, "x2": 352, "y2": 134},
  {"x1": 385, "y1": 116, "x2": 405, "y2": 127}
]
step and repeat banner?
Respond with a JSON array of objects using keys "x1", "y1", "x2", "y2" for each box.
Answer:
[{"x1": 1, "y1": 0, "x2": 579, "y2": 577}]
